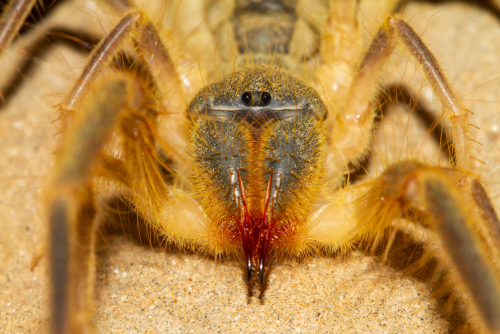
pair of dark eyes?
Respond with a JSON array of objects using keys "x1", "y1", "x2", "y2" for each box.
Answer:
[{"x1": 241, "y1": 91, "x2": 272, "y2": 107}]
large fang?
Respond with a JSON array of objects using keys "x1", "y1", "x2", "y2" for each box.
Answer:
[
  {"x1": 236, "y1": 170, "x2": 253, "y2": 282},
  {"x1": 237, "y1": 170, "x2": 274, "y2": 284},
  {"x1": 259, "y1": 172, "x2": 274, "y2": 284}
]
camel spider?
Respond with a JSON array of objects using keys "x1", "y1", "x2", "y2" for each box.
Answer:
[{"x1": 0, "y1": 0, "x2": 496, "y2": 329}]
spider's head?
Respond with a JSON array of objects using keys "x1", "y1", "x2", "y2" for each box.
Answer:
[
  {"x1": 187, "y1": 65, "x2": 328, "y2": 284},
  {"x1": 188, "y1": 65, "x2": 327, "y2": 127}
]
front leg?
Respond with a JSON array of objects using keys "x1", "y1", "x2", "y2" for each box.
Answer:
[
  {"x1": 48, "y1": 74, "x2": 151, "y2": 334},
  {"x1": 305, "y1": 161, "x2": 500, "y2": 333},
  {"x1": 46, "y1": 10, "x2": 185, "y2": 333}
]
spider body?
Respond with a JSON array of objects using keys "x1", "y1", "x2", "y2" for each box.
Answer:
[
  {"x1": 187, "y1": 65, "x2": 328, "y2": 283},
  {"x1": 2, "y1": 0, "x2": 500, "y2": 333}
]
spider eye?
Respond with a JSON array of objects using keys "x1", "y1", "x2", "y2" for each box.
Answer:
[
  {"x1": 260, "y1": 92, "x2": 271, "y2": 106},
  {"x1": 242, "y1": 92, "x2": 252, "y2": 106}
]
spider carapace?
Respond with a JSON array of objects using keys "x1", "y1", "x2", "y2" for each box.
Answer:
[{"x1": 188, "y1": 66, "x2": 328, "y2": 283}]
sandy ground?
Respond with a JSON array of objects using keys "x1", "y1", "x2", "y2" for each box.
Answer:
[{"x1": 2, "y1": 0, "x2": 500, "y2": 333}]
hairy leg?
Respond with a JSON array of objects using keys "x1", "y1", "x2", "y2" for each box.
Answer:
[
  {"x1": 58, "y1": 11, "x2": 185, "y2": 123},
  {"x1": 45, "y1": 8, "x2": 191, "y2": 332},
  {"x1": 0, "y1": 0, "x2": 36, "y2": 56},
  {"x1": 48, "y1": 73, "x2": 148, "y2": 334},
  {"x1": 306, "y1": 161, "x2": 500, "y2": 333},
  {"x1": 0, "y1": 0, "x2": 37, "y2": 101},
  {"x1": 325, "y1": 15, "x2": 473, "y2": 180}
]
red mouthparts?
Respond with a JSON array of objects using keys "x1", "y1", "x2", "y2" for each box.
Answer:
[{"x1": 236, "y1": 170, "x2": 275, "y2": 284}]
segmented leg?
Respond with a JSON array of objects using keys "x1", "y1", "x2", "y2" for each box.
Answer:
[
  {"x1": 0, "y1": 6, "x2": 193, "y2": 330},
  {"x1": 57, "y1": 9, "x2": 189, "y2": 162},
  {"x1": 0, "y1": 0, "x2": 36, "y2": 56},
  {"x1": 59, "y1": 11, "x2": 186, "y2": 130},
  {"x1": 326, "y1": 16, "x2": 472, "y2": 177},
  {"x1": 48, "y1": 73, "x2": 148, "y2": 334},
  {"x1": 373, "y1": 164, "x2": 500, "y2": 332},
  {"x1": 306, "y1": 161, "x2": 500, "y2": 333},
  {"x1": 46, "y1": 10, "x2": 188, "y2": 333}
]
